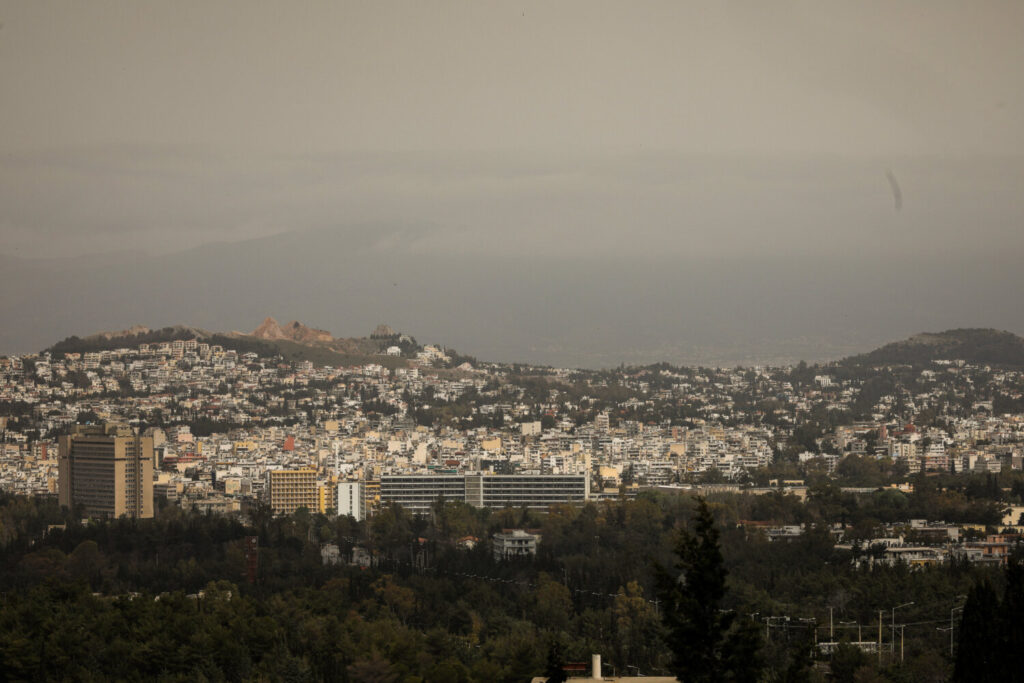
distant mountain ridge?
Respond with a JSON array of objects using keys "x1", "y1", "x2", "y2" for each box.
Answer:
[
  {"x1": 38, "y1": 323, "x2": 1024, "y2": 371},
  {"x1": 4, "y1": 222, "x2": 1024, "y2": 366},
  {"x1": 841, "y1": 328, "x2": 1024, "y2": 367}
]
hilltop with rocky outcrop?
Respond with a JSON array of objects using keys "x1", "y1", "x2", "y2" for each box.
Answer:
[
  {"x1": 251, "y1": 317, "x2": 334, "y2": 344},
  {"x1": 43, "y1": 318, "x2": 423, "y2": 369}
]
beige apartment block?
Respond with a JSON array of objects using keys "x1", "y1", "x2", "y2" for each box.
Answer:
[
  {"x1": 266, "y1": 469, "x2": 318, "y2": 514},
  {"x1": 59, "y1": 424, "x2": 154, "y2": 519}
]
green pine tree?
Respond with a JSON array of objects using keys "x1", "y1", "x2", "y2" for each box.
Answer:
[
  {"x1": 953, "y1": 580, "x2": 1001, "y2": 681},
  {"x1": 655, "y1": 496, "x2": 763, "y2": 682},
  {"x1": 543, "y1": 640, "x2": 568, "y2": 683}
]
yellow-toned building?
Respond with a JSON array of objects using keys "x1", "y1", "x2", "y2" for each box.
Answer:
[
  {"x1": 233, "y1": 440, "x2": 257, "y2": 456},
  {"x1": 362, "y1": 479, "x2": 381, "y2": 516},
  {"x1": 317, "y1": 480, "x2": 337, "y2": 515},
  {"x1": 59, "y1": 424, "x2": 154, "y2": 519},
  {"x1": 266, "y1": 469, "x2": 317, "y2": 515}
]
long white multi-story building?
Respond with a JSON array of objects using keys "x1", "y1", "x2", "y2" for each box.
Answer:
[{"x1": 379, "y1": 473, "x2": 589, "y2": 514}]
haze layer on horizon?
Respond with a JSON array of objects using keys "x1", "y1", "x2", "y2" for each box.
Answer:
[{"x1": 1, "y1": 2, "x2": 1022, "y2": 366}]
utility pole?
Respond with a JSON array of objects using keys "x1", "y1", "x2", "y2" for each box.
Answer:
[
  {"x1": 830, "y1": 607, "x2": 834, "y2": 640},
  {"x1": 891, "y1": 602, "x2": 913, "y2": 662},
  {"x1": 950, "y1": 604, "x2": 965, "y2": 656},
  {"x1": 878, "y1": 611, "x2": 883, "y2": 666}
]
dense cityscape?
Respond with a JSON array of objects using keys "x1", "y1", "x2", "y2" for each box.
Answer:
[
  {"x1": 2, "y1": 322, "x2": 1024, "y2": 680},
  {"x1": 5, "y1": 3, "x2": 1024, "y2": 681},
  {"x1": 3, "y1": 323, "x2": 1024, "y2": 509}
]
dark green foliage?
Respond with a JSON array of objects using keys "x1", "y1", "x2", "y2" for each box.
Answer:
[
  {"x1": 954, "y1": 579, "x2": 1000, "y2": 681},
  {"x1": 0, "y1": 490, "x2": 1002, "y2": 681},
  {"x1": 844, "y1": 328, "x2": 1024, "y2": 369},
  {"x1": 954, "y1": 555, "x2": 1024, "y2": 682},
  {"x1": 47, "y1": 327, "x2": 206, "y2": 356},
  {"x1": 543, "y1": 640, "x2": 568, "y2": 683},
  {"x1": 830, "y1": 642, "x2": 868, "y2": 683},
  {"x1": 781, "y1": 629, "x2": 816, "y2": 683},
  {"x1": 656, "y1": 497, "x2": 763, "y2": 682}
]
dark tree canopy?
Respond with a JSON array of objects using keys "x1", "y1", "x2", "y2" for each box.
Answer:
[
  {"x1": 955, "y1": 555, "x2": 1024, "y2": 682},
  {"x1": 656, "y1": 497, "x2": 763, "y2": 682}
]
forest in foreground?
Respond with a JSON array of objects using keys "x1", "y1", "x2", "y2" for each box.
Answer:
[{"x1": 0, "y1": 482, "x2": 1021, "y2": 682}]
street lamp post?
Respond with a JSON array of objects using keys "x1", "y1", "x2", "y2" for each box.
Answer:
[
  {"x1": 763, "y1": 616, "x2": 790, "y2": 642},
  {"x1": 938, "y1": 627, "x2": 953, "y2": 656},
  {"x1": 950, "y1": 604, "x2": 965, "y2": 656},
  {"x1": 891, "y1": 602, "x2": 913, "y2": 662}
]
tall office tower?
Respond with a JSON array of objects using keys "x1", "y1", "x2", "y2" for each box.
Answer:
[
  {"x1": 265, "y1": 468, "x2": 318, "y2": 514},
  {"x1": 58, "y1": 424, "x2": 154, "y2": 518}
]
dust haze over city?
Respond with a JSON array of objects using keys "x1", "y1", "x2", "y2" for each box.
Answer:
[
  {"x1": 2, "y1": 1, "x2": 1023, "y2": 367},
  {"x1": 10, "y1": 5, "x2": 1024, "y2": 681}
]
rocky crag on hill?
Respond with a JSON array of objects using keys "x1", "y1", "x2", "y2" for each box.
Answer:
[{"x1": 251, "y1": 317, "x2": 334, "y2": 344}]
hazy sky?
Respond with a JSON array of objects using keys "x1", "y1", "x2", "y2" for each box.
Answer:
[{"x1": 1, "y1": 2, "x2": 1023, "y2": 363}]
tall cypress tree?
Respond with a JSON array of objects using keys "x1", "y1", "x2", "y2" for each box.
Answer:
[
  {"x1": 954, "y1": 580, "x2": 1002, "y2": 681},
  {"x1": 656, "y1": 496, "x2": 763, "y2": 682},
  {"x1": 954, "y1": 553, "x2": 1024, "y2": 682},
  {"x1": 1003, "y1": 556, "x2": 1024, "y2": 674},
  {"x1": 543, "y1": 640, "x2": 568, "y2": 683}
]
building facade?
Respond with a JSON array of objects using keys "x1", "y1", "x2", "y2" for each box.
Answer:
[
  {"x1": 379, "y1": 473, "x2": 589, "y2": 514},
  {"x1": 492, "y1": 529, "x2": 539, "y2": 560},
  {"x1": 265, "y1": 468, "x2": 317, "y2": 515},
  {"x1": 58, "y1": 424, "x2": 154, "y2": 518},
  {"x1": 379, "y1": 474, "x2": 465, "y2": 514},
  {"x1": 337, "y1": 481, "x2": 364, "y2": 521},
  {"x1": 467, "y1": 474, "x2": 589, "y2": 509}
]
